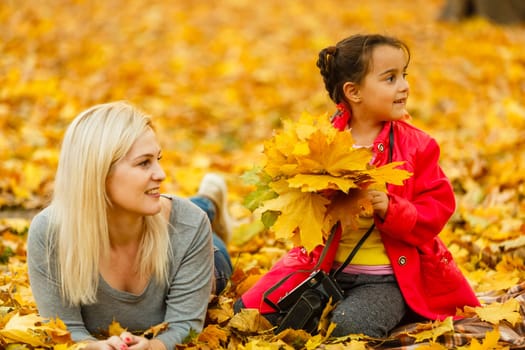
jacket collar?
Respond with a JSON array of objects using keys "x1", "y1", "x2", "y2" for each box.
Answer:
[
  {"x1": 330, "y1": 105, "x2": 394, "y2": 166},
  {"x1": 371, "y1": 122, "x2": 394, "y2": 166}
]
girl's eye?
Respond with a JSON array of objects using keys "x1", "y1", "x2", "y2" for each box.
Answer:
[
  {"x1": 403, "y1": 72, "x2": 408, "y2": 79},
  {"x1": 387, "y1": 75, "x2": 395, "y2": 82},
  {"x1": 138, "y1": 159, "x2": 151, "y2": 167}
]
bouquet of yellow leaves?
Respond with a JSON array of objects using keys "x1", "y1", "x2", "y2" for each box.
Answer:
[{"x1": 244, "y1": 112, "x2": 412, "y2": 251}]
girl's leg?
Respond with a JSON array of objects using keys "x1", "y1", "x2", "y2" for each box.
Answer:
[{"x1": 330, "y1": 273, "x2": 407, "y2": 338}]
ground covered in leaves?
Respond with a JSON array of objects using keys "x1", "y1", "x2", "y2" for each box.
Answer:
[{"x1": 0, "y1": 0, "x2": 524, "y2": 349}]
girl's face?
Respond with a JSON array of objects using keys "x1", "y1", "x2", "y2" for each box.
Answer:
[
  {"x1": 106, "y1": 128, "x2": 166, "y2": 218},
  {"x1": 357, "y1": 45, "x2": 410, "y2": 122}
]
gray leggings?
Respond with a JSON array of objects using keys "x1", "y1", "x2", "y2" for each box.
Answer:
[{"x1": 330, "y1": 273, "x2": 407, "y2": 338}]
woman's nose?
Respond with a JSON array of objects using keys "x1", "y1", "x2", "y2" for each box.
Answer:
[{"x1": 153, "y1": 163, "x2": 166, "y2": 182}]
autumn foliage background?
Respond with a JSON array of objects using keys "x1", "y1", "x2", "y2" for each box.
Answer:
[{"x1": 1, "y1": 0, "x2": 525, "y2": 348}]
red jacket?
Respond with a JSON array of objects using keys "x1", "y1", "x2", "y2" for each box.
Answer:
[{"x1": 334, "y1": 119, "x2": 480, "y2": 319}]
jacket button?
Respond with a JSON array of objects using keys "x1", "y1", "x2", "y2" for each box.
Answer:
[
  {"x1": 398, "y1": 256, "x2": 407, "y2": 265},
  {"x1": 377, "y1": 143, "x2": 384, "y2": 152}
]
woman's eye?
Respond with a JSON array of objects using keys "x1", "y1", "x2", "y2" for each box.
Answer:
[
  {"x1": 138, "y1": 159, "x2": 150, "y2": 167},
  {"x1": 387, "y1": 75, "x2": 395, "y2": 82}
]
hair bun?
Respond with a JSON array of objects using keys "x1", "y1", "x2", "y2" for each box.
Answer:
[
  {"x1": 317, "y1": 46, "x2": 337, "y2": 77},
  {"x1": 325, "y1": 46, "x2": 337, "y2": 56}
]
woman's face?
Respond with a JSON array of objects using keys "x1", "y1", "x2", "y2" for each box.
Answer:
[{"x1": 106, "y1": 128, "x2": 166, "y2": 218}]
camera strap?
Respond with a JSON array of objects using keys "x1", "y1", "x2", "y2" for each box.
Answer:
[
  {"x1": 262, "y1": 223, "x2": 342, "y2": 311},
  {"x1": 332, "y1": 122, "x2": 395, "y2": 278},
  {"x1": 263, "y1": 123, "x2": 395, "y2": 311}
]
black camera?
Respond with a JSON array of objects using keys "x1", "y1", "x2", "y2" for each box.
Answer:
[
  {"x1": 274, "y1": 270, "x2": 344, "y2": 333},
  {"x1": 277, "y1": 270, "x2": 344, "y2": 310}
]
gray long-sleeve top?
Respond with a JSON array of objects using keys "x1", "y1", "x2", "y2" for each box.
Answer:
[{"x1": 27, "y1": 195, "x2": 214, "y2": 350}]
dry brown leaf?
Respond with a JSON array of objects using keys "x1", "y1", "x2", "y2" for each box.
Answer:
[
  {"x1": 227, "y1": 309, "x2": 273, "y2": 334},
  {"x1": 197, "y1": 324, "x2": 229, "y2": 349}
]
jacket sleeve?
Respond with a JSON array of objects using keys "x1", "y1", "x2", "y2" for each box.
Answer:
[{"x1": 376, "y1": 137, "x2": 456, "y2": 246}]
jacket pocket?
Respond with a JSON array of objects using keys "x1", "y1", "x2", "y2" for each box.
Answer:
[{"x1": 419, "y1": 238, "x2": 465, "y2": 296}]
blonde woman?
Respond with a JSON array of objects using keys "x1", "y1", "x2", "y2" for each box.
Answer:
[{"x1": 27, "y1": 101, "x2": 214, "y2": 350}]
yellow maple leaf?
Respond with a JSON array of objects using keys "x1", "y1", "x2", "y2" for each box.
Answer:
[
  {"x1": 142, "y1": 322, "x2": 168, "y2": 339},
  {"x1": 0, "y1": 313, "x2": 71, "y2": 347},
  {"x1": 263, "y1": 142, "x2": 297, "y2": 178},
  {"x1": 415, "y1": 342, "x2": 449, "y2": 350},
  {"x1": 272, "y1": 327, "x2": 311, "y2": 346},
  {"x1": 316, "y1": 298, "x2": 339, "y2": 336},
  {"x1": 242, "y1": 338, "x2": 295, "y2": 349},
  {"x1": 207, "y1": 303, "x2": 234, "y2": 324},
  {"x1": 236, "y1": 273, "x2": 265, "y2": 296},
  {"x1": 227, "y1": 309, "x2": 273, "y2": 334},
  {"x1": 411, "y1": 317, "x2": 454, "y2": 343},
  {"x1": 108, "y1": 319, "x2": 127, "y2": 336},
  {"x1": 197, "y1": 324, "x2": 229, "y2": 349},
  {"x1": 466, "y1": 327, "x2": 506, "y2": 350},
  {"x1": 323, "y1": 190, "x2": 366, "y2": 234},
  {"x1": 361, "y1": 161, "x2": 413, "y2": 187},
  {"x1": 475, "y1": 299, "x2": 521, "y2": 326},
  {"x1": 294, "y1": 129, "x2": 372, "y2": 177},
  {"x1": 256, "y1": 179, "x2": 330, "y2": 250},
  {"x1": 46, "y1": 317, "x2": 73, "y2": 345},
  {"x1": 287, "y1": 173, "x2": 361, "y2": 193},
  {"x1": 320, "y1": 340, "x2": 367, "y2": 350},
  {"x1": 253, "y1": 113, "x2": 412, "y2": 249},
  {"x1": 294, "y1": 111, "x2": 327, "y2": 140}
]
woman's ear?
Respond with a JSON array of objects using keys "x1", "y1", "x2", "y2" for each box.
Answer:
[{"x1": 343, "y1": 82, "x2": 361, "y2": 103}]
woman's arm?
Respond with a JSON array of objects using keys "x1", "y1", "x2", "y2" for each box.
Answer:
[
  {"x1": 155, "y1": 200, "x2": 214, "y2": 348},
  {"x1": 26, "y1": 210, "x2": 96, "y2": 342}
]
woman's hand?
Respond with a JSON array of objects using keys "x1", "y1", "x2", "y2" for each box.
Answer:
[
  {"x1": 121, "y1": 332, "x2": 166, "y2": 350},
  {"x1": 82, "y1": 335, "x2": 128, "y2": 350},
  {"x1": 367, "y1": 190, "x2": 389, "y2": 220},
  {"x1": 82, "y1": 332, "x2": 165, "y2": 350},
  {"x1": 119, "y1": 332, "x2": 150, "y2": 350}
]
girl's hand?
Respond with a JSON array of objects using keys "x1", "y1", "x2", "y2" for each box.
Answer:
[{"x1": 367, "y1": 190, "x2": 389, "y2": 220}]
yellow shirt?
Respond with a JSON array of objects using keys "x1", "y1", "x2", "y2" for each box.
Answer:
[{"x1": 335, "y1": 216, "x2": 391, "y2": 265}]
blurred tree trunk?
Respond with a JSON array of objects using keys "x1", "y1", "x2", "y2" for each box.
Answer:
[{"x1": 439, "y1": 0, "x2": 525, "y2": 24}]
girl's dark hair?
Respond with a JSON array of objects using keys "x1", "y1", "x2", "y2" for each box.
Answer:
[{"x1": 316, "y1": 34, "x2": 410, "y2": 104}]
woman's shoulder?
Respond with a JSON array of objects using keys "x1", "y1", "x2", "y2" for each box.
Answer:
[
  {"x1": 161, "y1": 194, "x2": 207, "y2": 227},
  {"x1": 27, "y1": 206, "x2": 55, "y2": 250},
  {"x1": 28, "y1": 207, "x2": 52, "y2": 234}
]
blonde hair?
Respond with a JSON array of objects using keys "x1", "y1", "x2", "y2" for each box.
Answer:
[{"x1": 49, "y1": 101, "x2": 171, "y2": 305}]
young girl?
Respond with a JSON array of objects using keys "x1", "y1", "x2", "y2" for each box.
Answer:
[
  {"x1": 314, "y1": 33, "x2": 479, "y2": 337},
  {"x1": 236, "y1": 34, "x2": 480, "y2": 338}
]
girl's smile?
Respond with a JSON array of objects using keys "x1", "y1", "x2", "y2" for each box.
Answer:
[{"x1": 355, "y1": 44, "x2": 410, "y2": 123}]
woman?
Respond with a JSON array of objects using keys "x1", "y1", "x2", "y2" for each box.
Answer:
[{"x1": 27, "y1": 101, "x2": 214, "y2": 350}]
